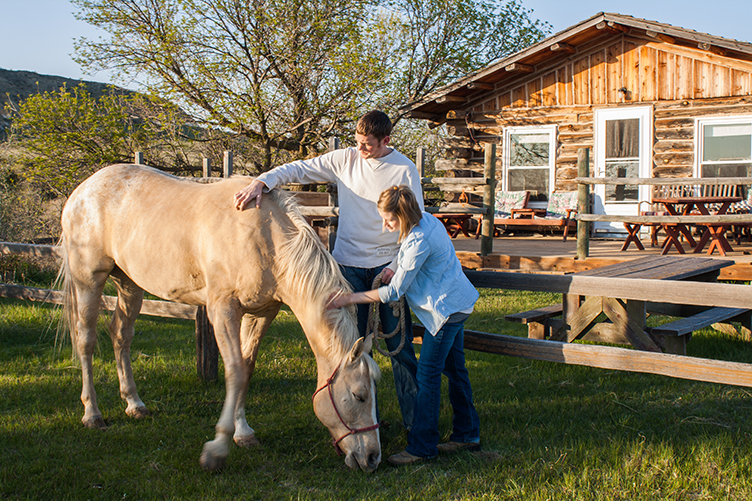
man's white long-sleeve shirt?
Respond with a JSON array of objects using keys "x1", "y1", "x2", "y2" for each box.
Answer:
[{"x1": 256, "y1": 146, "x2": 424, "y2": 268}]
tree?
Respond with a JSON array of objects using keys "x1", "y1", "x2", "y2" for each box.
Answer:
[
  {"x1": 7, "y1": 83, "x2": 203, "y2": 198},
  {"x1": 73, "y1": 0, "x2": 550, "y2": 171}
]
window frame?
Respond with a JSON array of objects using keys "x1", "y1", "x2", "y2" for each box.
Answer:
[
  {"x1": 694, "y1": 115, "x2": 752, "y2": 178},
  {"x1": 502, "y1": 125, "x2": 557, "y2": 209}
]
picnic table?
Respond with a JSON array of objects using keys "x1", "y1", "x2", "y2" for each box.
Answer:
[
  {"x1": 652, "y1": 195, "x2": 742, "y2": 256},
  {"x1": 506, "y1": 255, "x2": 744, "y2": 355},
  {"x1": 434, "y1": 213, "x2": 473, "y2": 238}
]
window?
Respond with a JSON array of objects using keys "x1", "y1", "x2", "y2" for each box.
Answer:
[
  {"x1": 697, "y1": 118, "x2": 752, "y2": 178},
  {"x1": 503, "y1": 126, "x2": 556, "y2": 203},
  {"x1": 603, "y1": 118, "x2": 640, "y2": 202}
]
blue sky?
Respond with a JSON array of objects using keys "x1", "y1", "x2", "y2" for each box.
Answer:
[{"x1": 1, "y1": 0, "x2": 750, "y2": 91}]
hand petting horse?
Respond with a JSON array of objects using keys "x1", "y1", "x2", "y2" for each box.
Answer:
[{"x1": 58, "y1": 164, "x2": 382, "y2": 472}]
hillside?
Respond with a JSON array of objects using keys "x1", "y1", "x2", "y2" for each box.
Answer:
[{"x1": 0, "y1": 68, "x2": 134, "y2": 133}]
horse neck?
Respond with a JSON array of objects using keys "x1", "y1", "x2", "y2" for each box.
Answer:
[{"x1": 284, "y1": 298, "x2": 344, "y2": 385}]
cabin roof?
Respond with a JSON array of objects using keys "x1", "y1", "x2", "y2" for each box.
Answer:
[{"x1": 400, "y1": 12, "x2": 752, "y2": 119}]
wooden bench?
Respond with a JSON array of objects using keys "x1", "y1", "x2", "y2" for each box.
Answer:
[
  {"x1": 491, "y1": 192, "x2": 578, "y2": 242},
  {"x1": 505, "y1": 303, "x2": 564, "y2": 340},
  {"x1": 648, "y1": 307, "x2": 751, "y2": 355}
]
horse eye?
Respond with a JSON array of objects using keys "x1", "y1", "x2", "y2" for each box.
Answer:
[{"x1": 353, "y1": 392, "x2": 366, "y2": 403}]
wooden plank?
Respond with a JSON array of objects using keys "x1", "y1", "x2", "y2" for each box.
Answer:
[
  {"x1": 576, "y1": 214, "x2": 752, "y2": 224},
  {"x1": 591, "y1": 49, "x2": 606, "y2": 105},
  {"x1": 505, "y1": 303, "x2": 563, "y2": 324},
  {"x1": 640, "y1": 45, "x2": 657, "y2": 101},
  {"x1": 0, "y1": 242, "x2": 61, "y2": 258},
  {"x1": 412, "y1": 326, "x2": 752, "y2": 388},
  {"x1": 606, "y1": 42, "x2": 623, "y2": 103},
  {"x1": 0, "y1": 284, "x2": 197, "y2": 320},
  {"x1": 650, "y1": 307, "x2": 749, "y2": 336},
  {"x1": 572, "y1": 55, "x2": 590, "y2": 105},
  {"x1": 574, "y1": 176, "x2": 752, "y2": 185},
  {"x1": 541, "y1": 71, "x2": 557, "y2": 106},
  {"x1": 463, "y1": 271, "x2": 752, "y2": 309}
]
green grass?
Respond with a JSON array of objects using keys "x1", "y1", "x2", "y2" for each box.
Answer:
[{"x1": 3, "y1": 290, "x2": 752, "y2": 500}]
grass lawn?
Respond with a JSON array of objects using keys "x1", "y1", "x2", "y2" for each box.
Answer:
[{"x1": 2, "y1": 287, "x2": 752, "y2": 500}]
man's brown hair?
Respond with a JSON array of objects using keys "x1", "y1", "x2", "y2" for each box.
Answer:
[{"x1": 356, "y1": 110, "x2": 393, "y2": 142}]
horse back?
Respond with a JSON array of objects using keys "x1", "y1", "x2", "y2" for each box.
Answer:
[{"x1": 61, "y1": 164, "x2": 291, "y2": 306}]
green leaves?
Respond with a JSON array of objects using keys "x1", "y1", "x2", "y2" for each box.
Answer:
[{"x1": 71, "y1": 0, "x2": 550, "y2": 168}]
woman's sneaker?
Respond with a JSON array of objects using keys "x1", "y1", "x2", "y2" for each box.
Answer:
[{"x1": 436, "y1": 441, "x2": 481, "y2": 453}]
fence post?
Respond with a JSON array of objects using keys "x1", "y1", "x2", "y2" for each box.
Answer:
[
  {"x1": 223, "y1": 151, "x2": 233, "y2": 178},
  {"x1": 203, "y1": 157, "x2": 211, "y2": 178},
  {"x1": 195, "y1": 306, "x2": 218, "y2": 381},
  {"x1": 134, "y1": 152, "x2": 143, "y2": 165},
  {"x1": 327, "y1": 137, "x2": 340, "y2": 252},
  {"x1": 480, "y1": 143, "x2": 496, "y2": 256},
  {"x1": 576, "y1": 147, "x2": 591, "y2": 260}
]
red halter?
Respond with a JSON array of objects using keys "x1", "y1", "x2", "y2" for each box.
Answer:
[{"x1": 312, "y1": 363, "x2": 380, "y2": 456}]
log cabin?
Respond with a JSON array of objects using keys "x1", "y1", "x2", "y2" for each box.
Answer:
[{"x1": 400, "y1": 12, "x2": 752, "y2": 236}]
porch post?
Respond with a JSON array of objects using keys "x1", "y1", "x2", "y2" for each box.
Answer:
[
  {"x1": 480, "y1": 143, "x2": 496, "y2": 256},
  {"x1": 577, "y1": 147, "x2": 591, "y2": 260}
]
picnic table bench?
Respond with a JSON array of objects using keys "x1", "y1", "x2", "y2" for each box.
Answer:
[{"x1": 505, "y1": 255, "x2": 747, "y2": 355}]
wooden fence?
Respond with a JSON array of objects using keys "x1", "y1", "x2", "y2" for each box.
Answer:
[{"x1": 5, "y1": 244, "x2": 752, "y2": 387}]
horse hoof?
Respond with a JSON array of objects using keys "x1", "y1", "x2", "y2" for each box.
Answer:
[
  {"x1": 82, "y1": 416, "x2": 107, "y2": 430},
  {"x1": 234, "y1": 434, "x2": 260, "y2": 448},
  {"x1": 127, "y1": 406, "x2": 150, "y2": 419},
  {"x1": 199, "y1": 449, "x2": 226, "y2": 472}
]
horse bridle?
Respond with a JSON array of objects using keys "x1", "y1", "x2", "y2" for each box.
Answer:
[{"x1": 312, "y1": 362, "x2": 380, "y2": 456}]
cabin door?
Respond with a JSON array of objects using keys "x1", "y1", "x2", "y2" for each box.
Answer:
[{"x1": 592, "y1": 106, "x2": 652, "y2": 236}]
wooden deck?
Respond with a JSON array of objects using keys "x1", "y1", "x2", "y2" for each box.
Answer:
[{"x1": 449, "y1": 234, "x2": 752, "y2": 281}]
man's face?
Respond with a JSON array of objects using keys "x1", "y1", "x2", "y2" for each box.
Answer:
[{"x1": 355, "y1": 133, "x2": 390, "y2": 160}]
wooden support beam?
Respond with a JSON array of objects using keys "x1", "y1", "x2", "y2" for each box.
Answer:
[
  {"x1": 505, "y1": 62, "x2": 534, "y2": 73},
  {"x1": 467, "y1": 82, "x2": 494, "y2": 91},
  {"x1": 596, "y1": 21, "x2": 628, "y2": 33},
  {"x1": 446, "y1": 110, "x2": 469, "y2": 120},
  {"x1": 436, "y1": 95, "x2": 467, "y2": 104},
  {"x1": 550, "y1": 42, "x2": 576, "y2": 54},
  {"x1": 698, "y1": 42, "x2": 726, "y2": 56},
  {"x1": 413, "y1": 326, "x2": 752, "y2": 389},
  {"x1": 646, "y1": 30, "x2": 675, "y2": 44}
]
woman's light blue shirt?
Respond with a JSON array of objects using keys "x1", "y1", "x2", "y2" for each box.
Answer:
[{"x1": 377, "y1": 212, "x2": 479, "y2": 336}]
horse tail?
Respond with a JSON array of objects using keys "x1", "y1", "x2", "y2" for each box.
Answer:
[{"x1": 54, "y1": 232, "x2": 78, "y2": 357}]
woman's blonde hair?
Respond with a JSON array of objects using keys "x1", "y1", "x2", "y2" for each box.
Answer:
[{"x1": 377, "y1": 185, "x2": 422, "y2": 242}]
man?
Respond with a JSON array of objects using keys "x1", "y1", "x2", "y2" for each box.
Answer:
[{"x1": 234, "y1": 110, "x2": 421, "y2": 429}]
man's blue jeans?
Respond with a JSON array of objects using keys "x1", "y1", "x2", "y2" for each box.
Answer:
[
  {"x1": 340, "y1": 264, "x2": 419, "y2": 429},
  {"x1": 406, "y1": 320, "x2": 480, "y2": 458}
]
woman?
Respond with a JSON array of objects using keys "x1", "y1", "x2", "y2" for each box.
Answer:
[{"x1": 327, "y1": 185, "x2": 480, "y2": 465}]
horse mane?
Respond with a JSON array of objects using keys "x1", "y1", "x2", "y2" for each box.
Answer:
[{"x1": 270, "y1": 190, "x2": 373, "y2": 367}]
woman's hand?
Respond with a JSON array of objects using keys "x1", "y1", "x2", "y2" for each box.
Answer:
[{"x1": 326, "y1": 291, "x2": 350, "y2": 309}]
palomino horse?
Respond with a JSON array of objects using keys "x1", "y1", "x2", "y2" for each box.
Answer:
[{"x1": 59, "y1": 164, "x2": 381, "y2": 472}]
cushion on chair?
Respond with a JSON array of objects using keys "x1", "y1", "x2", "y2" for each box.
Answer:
[
  {"x1": 542, "y1": 191, "x2": 578, "y2": 220},
  {"x1": 730, "y1": 189, "x2": 752, "y2": 214},
  {"x1": 494, "y1": 190, "x2": 529, "y2": 218}
]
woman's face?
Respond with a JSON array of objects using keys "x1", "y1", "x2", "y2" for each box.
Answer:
[{"x1": 378, "y1": 209, "x2": 401, "y2": 233}]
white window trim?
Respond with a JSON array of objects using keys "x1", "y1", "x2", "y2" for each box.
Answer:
[
  {"x1": 694, "y1": 115, "x2": 752, "y2": 177},
  {"x1": 502, "y1": 125, "x2": 557, "y2": 208},
  {"x1": 593, "y1": 105, "x2": 653, "y2": 204}
]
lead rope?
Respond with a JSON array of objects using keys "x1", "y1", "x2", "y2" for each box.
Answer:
[{"x1": 366, "y1": 270, "x2": 407, "y2": 357}]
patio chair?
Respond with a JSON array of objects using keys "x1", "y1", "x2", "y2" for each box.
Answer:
[{"x1": 474, "y1": 190, "x2": 529, "y2": 238}]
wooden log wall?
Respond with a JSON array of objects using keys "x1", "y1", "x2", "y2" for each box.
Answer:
[{"x1": 437, "y1": 33, "x2": 752, "y2": 190}]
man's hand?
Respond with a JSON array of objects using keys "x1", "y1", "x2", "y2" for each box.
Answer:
[
  {"x1": 234, "y1": 179, "x2": 266, "y2": 210},
  {"x1": 381, "y1": 268, "x2": 395, "y2": 285}
]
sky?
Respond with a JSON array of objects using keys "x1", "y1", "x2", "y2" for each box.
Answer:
[{"x1": 1, "y1": 0, "x2": 751, "y2": 91}]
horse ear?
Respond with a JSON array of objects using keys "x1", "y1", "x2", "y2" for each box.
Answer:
[
  {"x1": 362, "y1": 334, "x2": 373, "y2": 354},
  {"x1": 349, "y1": 336, "x2": 365, "y2": 363}
]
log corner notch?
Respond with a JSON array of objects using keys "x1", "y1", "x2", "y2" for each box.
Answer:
[
  {"x1": 698, "y1": 42, "x2": 727, "y2": 57},
  {"x1": 550, "y1": 42, "x2": 576, "y2": 54},
  {"x1": 646, "y1": 30, "x2": 676, "y2": 44},
  {"x1": 596, "y1": 21, "x2": 628, "y2": 34},
  {"x1": 505, "y1": 62, "x2": 534, "y2": 74}
]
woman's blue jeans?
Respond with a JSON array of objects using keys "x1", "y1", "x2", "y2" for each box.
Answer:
[
  {"x1": 406, "y1": 320, "x2": 480, "y2": 458},
  {"x1": 340, "y1": 264, "x2": 419, "y2": 429}
]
